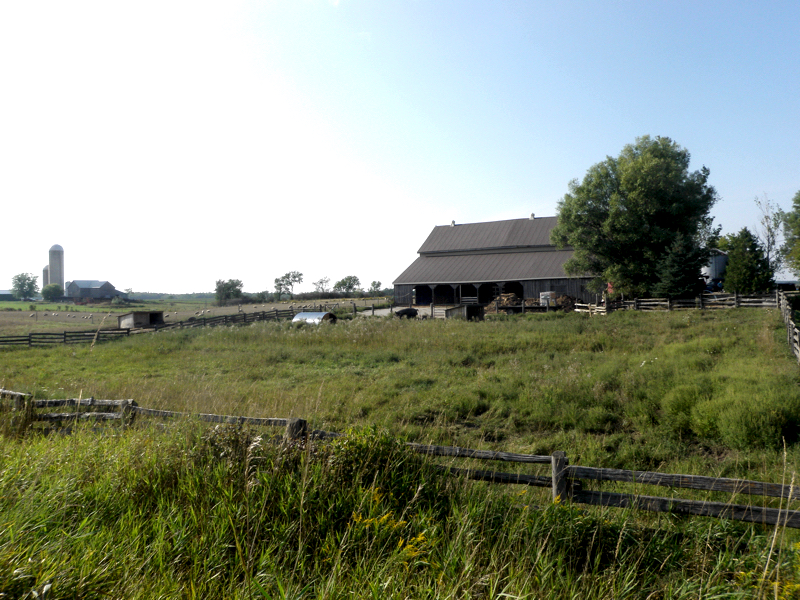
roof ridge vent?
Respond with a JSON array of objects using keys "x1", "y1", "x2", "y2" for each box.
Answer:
[
  {"x1": 530, "y1": 213, "x2": 535, "y2": 220},
  {"x1": 450, "y1": 220, "x2": 455, "y2": 227}
]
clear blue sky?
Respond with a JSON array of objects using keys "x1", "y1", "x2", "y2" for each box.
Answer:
[{"x1": 2, "y1": 1, "x2": 798, "y2": 293}]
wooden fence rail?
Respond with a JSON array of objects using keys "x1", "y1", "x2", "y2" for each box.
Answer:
[
  {"x1": 2, "y1": 387, "x2": 798, "y2": 529},
  {"x1": 778, "y1": 291, "x2": 800, "y2": 363},
  {"x1": 0, "y1": 305, "x2": 343, "y2": 348},
  {"x1": 574, "y1": 292, "x2": 778, "y2": 316}
]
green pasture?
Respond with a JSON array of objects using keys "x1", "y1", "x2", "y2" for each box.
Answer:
[{"x1": 3, "y1": 309, "x2": 800, "y2": 598}]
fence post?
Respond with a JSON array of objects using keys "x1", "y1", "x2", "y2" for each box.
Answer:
[
  {"x1": 284, "y1": 418, "x2": 308, "y2": 441},
  {"x1": 735, "y1": 292, "x2": 740, "y2": 308},
  {"x1": 551, "y1": 451, "x2": 569, "y2": 503}
]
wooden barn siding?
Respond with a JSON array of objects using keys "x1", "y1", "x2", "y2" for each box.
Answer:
[
  {"x1": 394, "y1": 284, "x2": 414, "y2": 305},
  {"x1": 523, "y1": 279, "x2": 593, "y2": 302}
]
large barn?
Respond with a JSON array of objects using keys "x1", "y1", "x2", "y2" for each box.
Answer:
[
  {"x1": 65, "y1": 280, "x2": 128, "y2": 301},
  {"x1": 393, "y1": 216, "x2": 594, "y2": 307}
]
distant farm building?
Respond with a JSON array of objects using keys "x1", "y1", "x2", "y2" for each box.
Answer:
[
  {"x1": 0, "y1": 290, "x2": 15, "y2": 301},
  {"x1": 65, "y1": 280, "x2": 128, "y2": 301},
  {"x1": 393, "y1": 216, "x2": 593, "y2": 307},
  {"x1": 118, "y1": 311, "x2": 164, "y2": 329}
]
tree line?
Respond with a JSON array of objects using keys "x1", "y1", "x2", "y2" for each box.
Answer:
[{"x1": 214, "y1": 274, "x2": 388, "y2": 307}]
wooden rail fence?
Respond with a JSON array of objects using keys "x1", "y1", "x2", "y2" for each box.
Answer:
[
  {"x1": 574, "y1": 291, "x2": 778, "y2": 315},
  {"x1": 2, "y1": 388, "x2": 798, "y2": 529},
  {"x1": 0, "y1": 305, "x2": 337, "y2": 348},
  {"x1": 778, "y1": 291, "x2": 800, "y2": 363}
]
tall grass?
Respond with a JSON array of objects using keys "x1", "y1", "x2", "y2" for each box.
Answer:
[
  {"x1": 3, "y1": 309, "x2": 800, "y2": 596},
  {"x1": 2, "y1": 426, "x2": 797, "y2": 598},
  {"x1": 3, "y1": 309, "x2": 799, "y2": 470}
]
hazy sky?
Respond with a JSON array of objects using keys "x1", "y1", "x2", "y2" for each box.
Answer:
[{"x1": 2, "y1": 1, "x2": 798, "y2": 294}]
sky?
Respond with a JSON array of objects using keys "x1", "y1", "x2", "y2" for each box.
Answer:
[{"x1": 1, "y1": 0, "x2": 798, "y2": 294}]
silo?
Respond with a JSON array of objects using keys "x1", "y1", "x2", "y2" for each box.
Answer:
[
  {"x1": 42, "y1": 265, "x2": 50, "y2": 287},
  {"x1": 701, "y1": 249, "x2": 728, "y2": 280},
  {"x1": 49, "y1": 244, "x2": 64, "y2": 290}
]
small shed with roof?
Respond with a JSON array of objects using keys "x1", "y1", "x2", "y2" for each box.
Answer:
[
  {"x1": 118, "y1": 311, "x2": 165, "y2": 329},
  {"x1": 393, "y1": 216, "x2": 593, "y2": 307}
]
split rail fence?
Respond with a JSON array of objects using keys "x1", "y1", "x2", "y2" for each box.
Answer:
[
  {"x1": 2, "y1": 388, "x2": 798, "y2": 529},
  {"x1": 0, "y1": 305, "x2": 338, "y2": 348},
  {"x1": 574, "y1": 291, "x2": 779, "y2": 315}
]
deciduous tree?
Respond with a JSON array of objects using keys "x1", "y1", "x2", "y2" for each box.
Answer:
[
  {"x1": 551, "y1": 135, "x2": 718, "y2": 297},
  {"x1": 274, "y1": 271, "x2": 303, "y2": 298},
  {"x1": 11, "y1": 273, "x2": 39, "y2": 300},
  {"x1": 41, "y1": 283, "x2": 63, "y2": 302},
  {"x1": 754, "y1": 193, "x2": 784, "y2": 275},
  {"x1": 312, "y1": 277, "x2": 330, "y2": 294},
  {"x1": 781, "y1": 190, "x2": 800, "y2": 277},
  {"x1": 215, "y1": 279, "x2": 243, "y2": 306},
  {"x1": 333, "y1": 275, "x2": 361, "y2": 294}
]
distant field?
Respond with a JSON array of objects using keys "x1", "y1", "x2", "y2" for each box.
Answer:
[
  {"x1": 3, "y1": 308, "x2": 799, "y2": 473},
  {"x1": 0, "y1": 296, "x2": 388, "y2": 336}
]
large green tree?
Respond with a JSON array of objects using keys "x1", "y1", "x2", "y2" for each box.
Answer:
[
  {"x1": 722, "y1": 228, "x2": 773, "y2": 294},
  {"x1": 781, "y1": 190, "x2": 800, "y2": 277},
  {"x1": 41, "y1": 283, "x2": 64, "y2": 302},
  {"x1": 11, "y1": 273, "x2": 39, "y2": 300},
  {"x1": 274, "y1": 271, "x2": 303, "y2": 298},
  {"x1": 333, "y1": 275, "x2": 361, "y2": 294},
  {"x1": 551, "y1": 136, "x2": 718, "y2": 297},
  {"x1": 215, "y1": 279, "x2": 243, "y2": 306}
]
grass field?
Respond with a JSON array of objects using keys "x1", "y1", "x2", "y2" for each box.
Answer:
[
  {"x1": 0, "y1": 296, "x2": 388, "y2": 336},
  {"x1": 2, "y1": 309, "x2": 800, "y2": 598}
]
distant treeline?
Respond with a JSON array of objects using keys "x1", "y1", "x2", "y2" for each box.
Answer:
[
  {"x1": 127, "y1": 292, "x2": 216, "y2": 301},
  {"x1": 128, "y1": 289, "x2": 393, "y2": 304}
]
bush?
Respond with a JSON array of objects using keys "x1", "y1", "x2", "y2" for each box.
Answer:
[
  {"x1": 692, "y1": 387, "x2": 800, "y2": 449},
  {"x1": 661, "y1": 384, "x2": 707, "y2": 436}
]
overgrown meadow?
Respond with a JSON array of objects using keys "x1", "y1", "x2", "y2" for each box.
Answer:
[{"x1": 2, "y1": 309, "x2": 800, "y2": 598}]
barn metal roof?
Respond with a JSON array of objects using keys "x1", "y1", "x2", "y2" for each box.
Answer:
[
  {"x1": 393, "y1": 249, "x2": 578, "y2": 285},
  {"x1": 418, "y1": 216, "x2": 558, "y2": 254},
  {"x1": 68, "y1": 280, "x2": 111, "y2": 288}
]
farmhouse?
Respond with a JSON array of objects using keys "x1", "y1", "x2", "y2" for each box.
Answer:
[
  {"x1": 65, "y1": 280, "x2": 128, "y2": 301},
  {"x1": 393, "y1": 216, "x2": 594, "y2": 307}
]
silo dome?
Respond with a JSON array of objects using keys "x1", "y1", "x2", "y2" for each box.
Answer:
[{"x1": 50, "y1": 244, "x2": 63, "y2": 252}]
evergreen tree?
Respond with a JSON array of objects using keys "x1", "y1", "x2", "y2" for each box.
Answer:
[
  {"x1": 723, "y1": 228, "x2": 773, "y2": 293},
  {"x1": 651, "y1": 233, "x2": 708, "y2": 298}
]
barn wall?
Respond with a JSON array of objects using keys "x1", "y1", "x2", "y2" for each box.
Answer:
[
  {"x1": 522, "y1": 278, "x2": 593, "y2": 302},
  {"x1": 394, "y1": 284, "x2": 414, "y2": 305}
]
